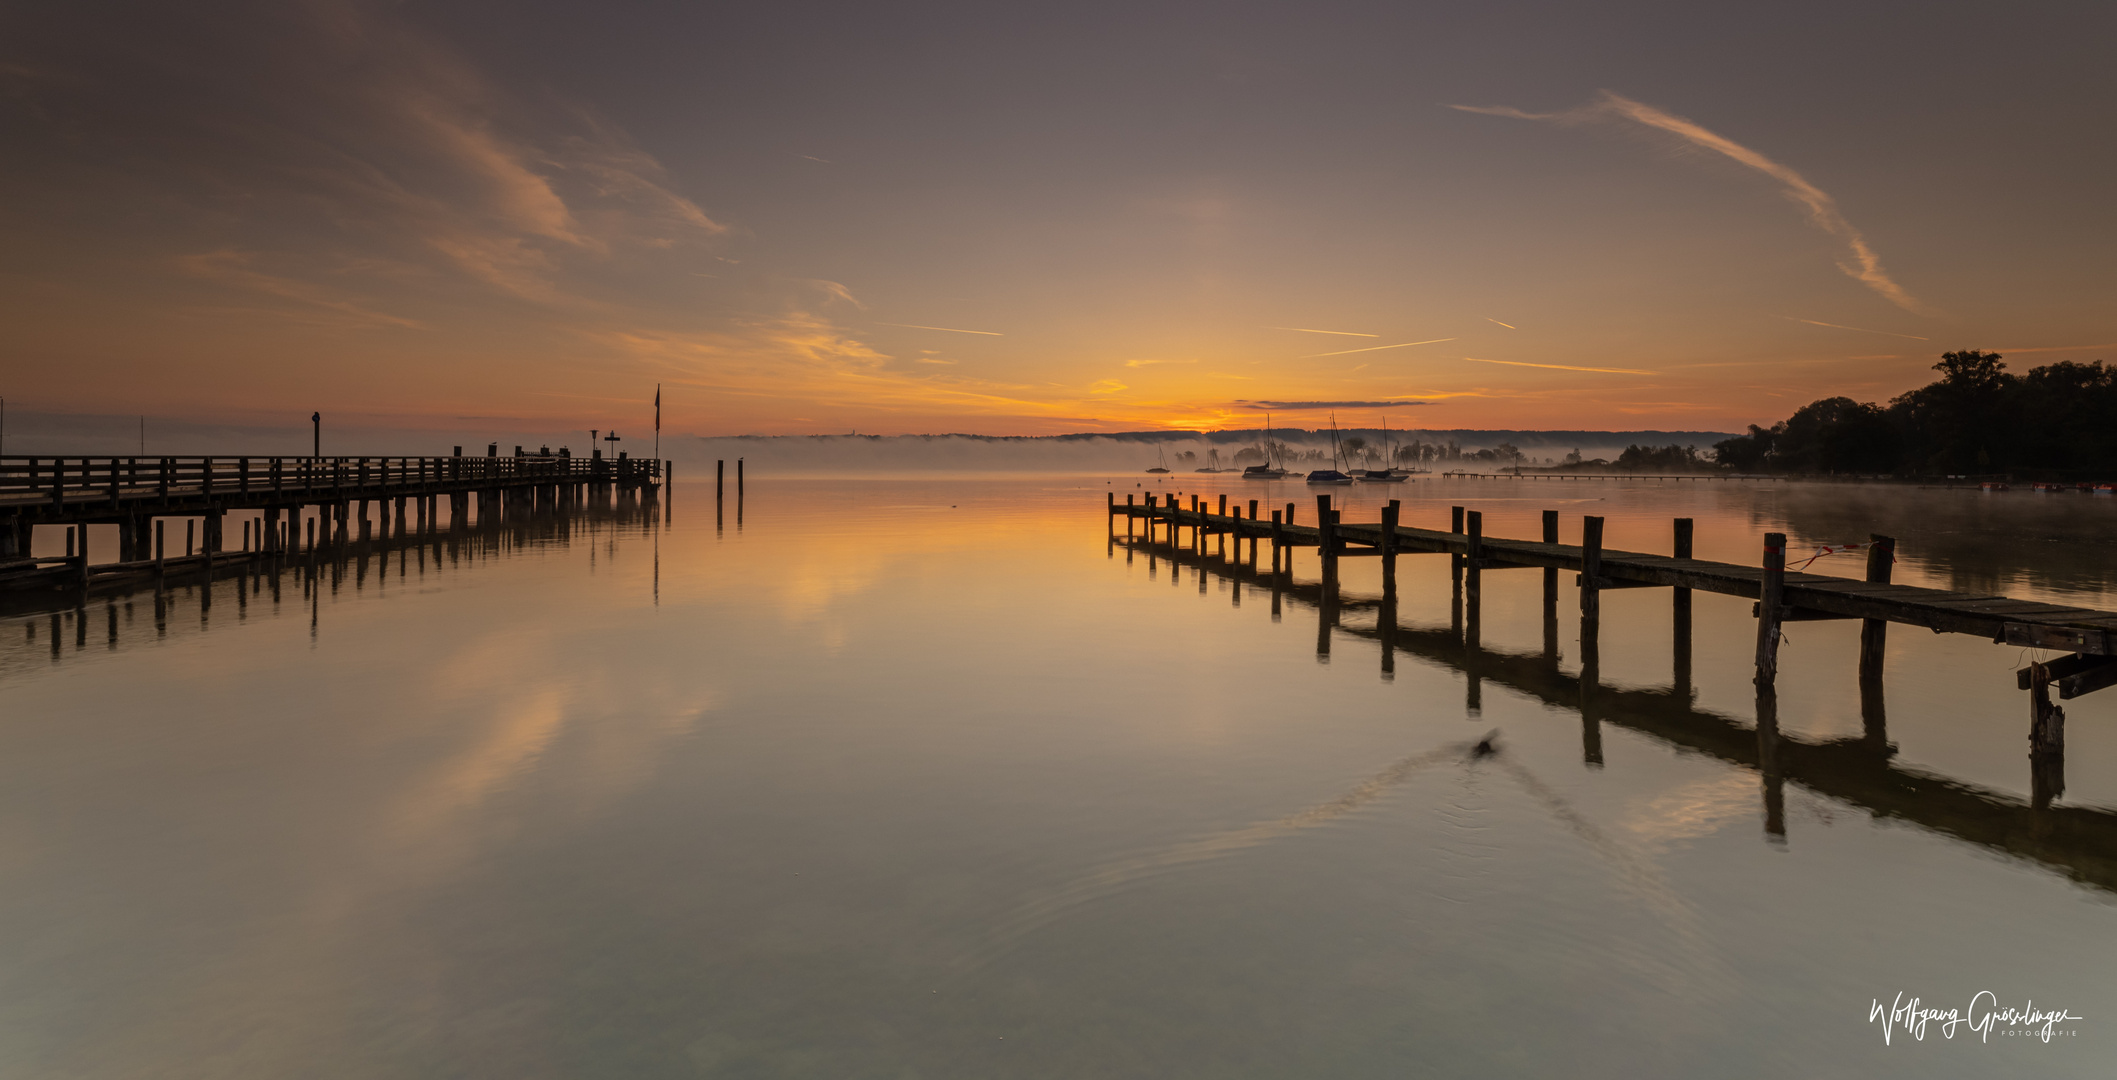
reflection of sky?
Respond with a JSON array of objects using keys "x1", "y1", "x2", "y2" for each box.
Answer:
[
  {"x1": 4, "y1": 3, "x2": 2114, "y2": 436},
  {"x1": 0, "y1": 479, "x2": 2112, "y2": 1075}
]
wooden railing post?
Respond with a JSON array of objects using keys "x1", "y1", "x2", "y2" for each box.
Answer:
[
  {"x1": 1859, "y1": 535, "x2": 1896, "y2": 684},
  {"x1": 1756, "y1": 532, "x2": 1786, "y2": 689}
]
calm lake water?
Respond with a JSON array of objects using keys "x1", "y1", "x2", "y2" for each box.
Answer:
[{"x1": 2, "y1": 476, "x2": 2112, "y2": 1078}]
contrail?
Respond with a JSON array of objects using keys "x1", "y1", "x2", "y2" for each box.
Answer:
[
  {"x1": 1272, "y1": 326, "x2": 1380, "y2": 337},
  {"x1": 1304, "y1": 337, "x2": 1455, "y2": 358},
  {"x1": 877, "y1": 322, "x2": 1003, "y2": 336},
  {"x1": 1484, "y1": 317, "x2": 1518, "y2": 329},
  {"x1": 1463, "y1": 356, "x2": 1655, "y2": 375},
  {"x1": 1777, "y1": 315, "x2": 1928, "y2": 340},
  {"x1": 1452, "y1": 91, "x2": 1933, "y2": 315}
]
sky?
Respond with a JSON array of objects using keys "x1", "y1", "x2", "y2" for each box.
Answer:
[{"x1": 3, "y1": 0, "x2": 2114, "y2": 439}]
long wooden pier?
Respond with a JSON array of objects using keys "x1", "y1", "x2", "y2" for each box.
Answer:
[
  {"x1": 1, "y1": 452, "x2": 668, "y2": 594},
  {"x1": 1109, "y1": 491, "x2": 2113, "y2": 795},
  {"x1": 1121, "y1": 530, "x2": 2117, "y2": 892}
]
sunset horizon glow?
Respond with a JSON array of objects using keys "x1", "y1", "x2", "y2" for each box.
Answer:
[{"x1": 3, "y1": 2, "x2": 2111, "y2": 440}]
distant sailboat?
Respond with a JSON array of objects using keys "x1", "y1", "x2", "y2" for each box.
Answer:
[
  {"x1": 1358, "y1": 414, "x2": 1408, "y2": 482},
  {"x1": 1146, "y1": 446, "x2": 1171, "y2": 474},
  {"x1": 1243, "y1": 411, "x2": 1291, "y2": 479},
  {"x1": 1306, "y1": 412, "x2": 1354, "y2": 485}
]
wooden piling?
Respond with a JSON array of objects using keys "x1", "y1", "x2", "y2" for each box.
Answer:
[
  {"x1": 1541, "y1": 509, "x2": 1559, "y2": 662},
  {"x1": 1465, "y1": 509, "x2": 1483, "y2": 650},
  {"x1": 1674, "y1": 518, "x2": 1694, "y2": 693},
  {"x1": 1755, "y1": 531, "x2": 1786, "y2": 689},
  {"x1": 1858, "y1": 535, "x2": 1896, "y2": 684},
  {"x1": 1580, "y1": 515, "x2": 1604, "y2": 621}
]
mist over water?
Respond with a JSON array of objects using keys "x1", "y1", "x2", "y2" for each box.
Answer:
[{"x1": 0, "y1": 476, "x2": 2109, "y2": 1077}]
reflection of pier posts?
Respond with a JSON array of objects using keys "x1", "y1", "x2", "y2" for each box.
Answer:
[
  {"x1": 1673, "y1": 517, "x2": 1694, "y2": 695},
  {"x1": 1859, "y1": 535, "x2": 1896, "y2": 685},
  {"x1": 1758, "y1": 685, "x2": 1787, "y2": 842}
]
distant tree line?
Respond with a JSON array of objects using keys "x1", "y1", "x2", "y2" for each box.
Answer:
[{"x1": 1712, "y1": 351, "x2": 2117, "y2": 475}]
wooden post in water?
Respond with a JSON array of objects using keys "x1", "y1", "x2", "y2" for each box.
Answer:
[
  {"x1": 1270, "y1": 510, "x2": 1283, "y2": 574},
  {"x1": 1755, "y1": 531, "x2": 1786, "y2": 689},
  {"x1": 1541, "y1": 509, "x2": 1559, "y2": 663},
  {"x1": 737, "y1": 457, "x2": 744, "y2": 500},
  {"x1": 1580, "y1": 515, "x2": 1605, "y2": 765},
  {"x1": 1464, "y1": 509, "x2": 1483, "y2": 651},
  {"x1": 2029, "y1": 657, "x2": 2066, "y2": 807},
  {"x1": 1858, "y1": 535, "x2": 1896, "y2": 685},
  {"x1": 1673, "y1": 517, "x2": 1694, "y2": 694}
]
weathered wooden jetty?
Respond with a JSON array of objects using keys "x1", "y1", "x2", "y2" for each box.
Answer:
[
  {"x1": 0, "y1": 451, "x2": 668, "y2": 594},
  {"x1": 1116, "y1": 527, "x2": 2117, "y2": 892},
  {"x1": 1109, "y1": 491, "x2": 2114, "y2": 801}
]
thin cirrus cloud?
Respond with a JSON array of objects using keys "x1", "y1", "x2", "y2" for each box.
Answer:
[
  {"x1": 1484, "y1": 317, "x2": 1518, "y2": 330},
  {"x1": 1303, "y1": 337, "x2": 1456, "y2": 358},
  {"x1": 876, "y1": 322, "x2": 1004, "y2": 336},
  {"x1": 1236, "y1": 400, "x2": 1435, "y2": 409},
  {"x1": 1777, "y1": 316, "x2": 1928, "y2": 341},
  {"x1": 1451, "y1": 91, "x2": 1933, "y2": 316},
  {"x1": 1271, "y1": 327, "x2": 1379, "y2": 337},
  {"x1": 1123, "y1": 358, "x2": 1199, "y2": 367},
  {"x1": 1461, "y1": 357, "x2": 1656, "y2": 375}
]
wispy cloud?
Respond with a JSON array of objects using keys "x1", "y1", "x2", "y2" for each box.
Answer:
[
  {"x1": 809, "y1": 280, "x2": 864, "y2": 308},
  {"x1": 1123, "y1": 357, "x2": 1198, "y2": 367},
  {"x1": 1452, "y1": 91, "x2": 1932, "y2": 315},
  {"x1": 1303, "y1": 337, "x2": 1455, "y2": 358},
  {"x1": 1271, "y1": 326, "x2": 1378, "y2": 337},
  {"x1": 793, "y1": 153, "x2": 834, "y2": 164},
  {"x1": 1238, "y1": 400, "x2": 1436, "y2": 409},
  {"x1": 876, "y1": 322, "x2": 1003, "y2": 336},
  {"x1": 1484, "y1": 317, "x2": 1518, "y2": 330},
  {"x1": 178, "y1": 250, "x2": 424, "y2": 328},
  {"x1": 1461, "y1": 356, "x2": 1655, "y2": 375},
  {"x1": 1777, "y1": 315, "x2": 1927, "y2": 340}
]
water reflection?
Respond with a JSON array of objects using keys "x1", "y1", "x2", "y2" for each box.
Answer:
[
  {"x1": 0, "y1": 492, "x2": 665, "y2": 671},
  {"x1": 1124, "y1": 529, "x2": 2117, "y2": 896}
]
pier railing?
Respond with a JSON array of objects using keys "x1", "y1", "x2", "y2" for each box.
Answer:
[{"x1": 0, "y1": 454, "x2": 662, "y2": 509}]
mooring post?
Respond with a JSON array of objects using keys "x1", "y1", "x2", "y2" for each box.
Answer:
[
  {"x1": 737, "y1": 457, "x2": 745, "y2": 500},
  {"x1": 1755, "y1": 531, "x2": 1786, "y2": 689},
  {"x1": 1465, "y1": 509, "x2": 1483, "y2": 651},
  {"x1": 1379, "y1": 499, "x2": 1400, "y2": 587},
  {"x1": 1674, "y1": 517, "x2": 1694, "y2": 694},
  {"x1": 1270, "y1": 510, "x2": 1284, "y2": 574},
  {"x1": 717, "y1": 459, "x2": 725, "y2": 501},
  {"x1": 1316, "y1": 494, "x2": 1333, "y2": 554},
  {"x1": 2028, "y1": 661, "x2": 2065, "y2": 754},
  {"x1": 1541, "y1": 509, "x2": 1560, "y2": 663},
  {"x1": 1107, "y1": 491, "x2": 1115, "y2": 539},
  {"x1": 1858, "y1": 534, "x2": 1896, "y2": 685},
  {"x1": 1580, "y1": 515, "x2": 1605, "y2": 765}
]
